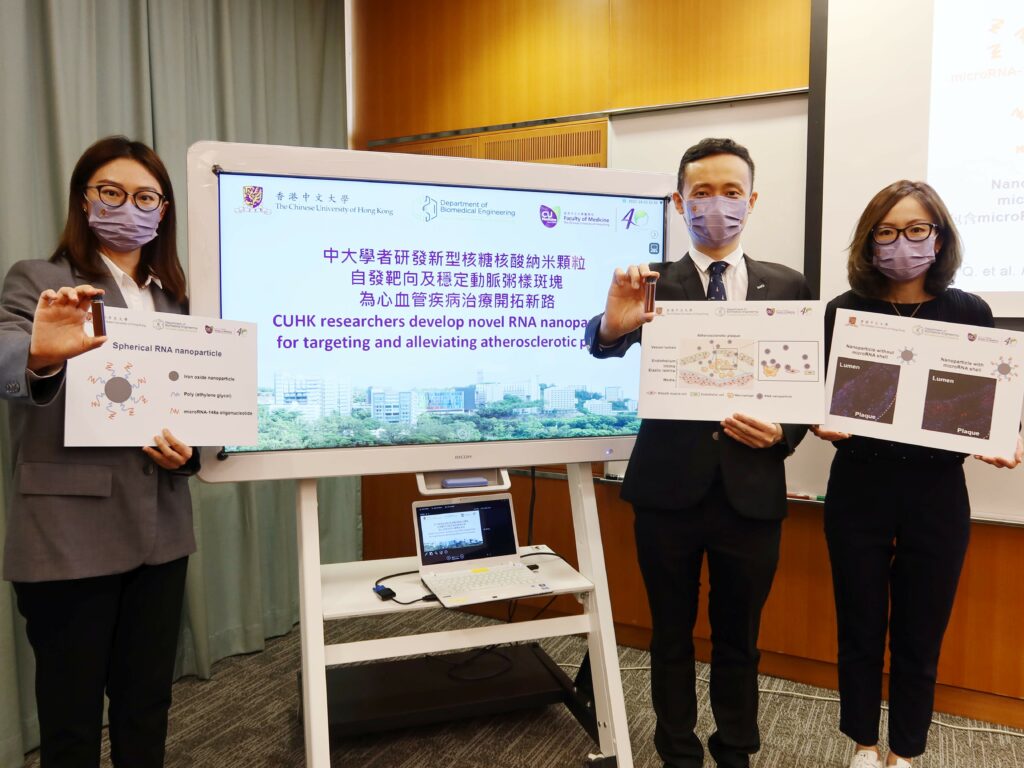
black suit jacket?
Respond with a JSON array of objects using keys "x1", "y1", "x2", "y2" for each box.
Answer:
[{"x1": 585, "y1": 254, "x2": 811, "y2": 519}]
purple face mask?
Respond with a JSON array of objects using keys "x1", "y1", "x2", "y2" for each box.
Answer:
[
  {"x1": 86, "y1": 199, "x2": 161, "y2": 253},
  {"x1": 685, "y1": 196, "x2": 750, "y2": 248},
  {"x1": 873, "y1": 234, "x2": 937, "y2": 282}
]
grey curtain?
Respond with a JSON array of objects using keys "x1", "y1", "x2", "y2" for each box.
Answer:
[{"x1": 0, "y1": 1, "x2": 356, "y2": 764}]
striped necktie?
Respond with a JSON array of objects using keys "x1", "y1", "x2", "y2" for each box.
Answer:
[{"x1": 707, "y1": 261, "x2": 728, "y2": 301}]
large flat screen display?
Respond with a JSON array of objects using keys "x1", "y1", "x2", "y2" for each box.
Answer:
[{"x1": 188, "y1": 143, "x2": 673, "y2": 481}]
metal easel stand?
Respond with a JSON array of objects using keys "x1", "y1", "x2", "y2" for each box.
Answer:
[{"x1": 294, "y1": 462, "x2": 633, "y2": 767}]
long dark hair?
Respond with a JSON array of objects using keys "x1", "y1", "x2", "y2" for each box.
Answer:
[
  {"x1": 847, "y1": 180, "x2": 962, "y2": 299},
  {"x1": 50, "y1": 136, "x2": 187, "y2": 304}
]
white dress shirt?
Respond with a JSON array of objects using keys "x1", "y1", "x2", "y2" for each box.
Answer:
[
  {"x1": 689, "y1": 245, "x2": 748, "y2": 301},
  {"x1": 99, "y1": 253, "x2": 161, "y2": 312}
]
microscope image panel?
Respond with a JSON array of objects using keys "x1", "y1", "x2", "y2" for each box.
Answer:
[
  {"x1": 829, "y1": 357, "x2": 900, "y2": 425},
  {"x1": 921, "y1": 370, "x2": 996, "y2": 440}
]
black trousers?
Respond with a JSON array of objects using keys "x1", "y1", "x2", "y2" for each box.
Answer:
[
  {"x1": 824, "y1": 454, "x2": 970, "y2": 758},
  {"x1": 635, "y1": 479, "x2": 782, "y2": 768},
  {"x1": 13, "y1": 557, "x2": 189, "y2": 768}
]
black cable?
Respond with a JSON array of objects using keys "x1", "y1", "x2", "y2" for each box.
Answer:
[
  {"x1": 526, "y1": 465, "x2": 537, "y2": 545},
  {"x1": 391, "y1": 595, "x2": 435, "y2": 606},
  {"x1": 373, "y1": 570, "x2": 437, "y2": 605},
  {"x1": 425, "y1": 644, "x2": 514, "y2": 681},
  {"x1": 449, "y1": 646, "x2": 513, "y2": 681},
  {"x1": 519, "y1": 549, "x2": 571, "y2": 565},
  {"x1": 528, "y1": 595, "x2": 559, "y2": 622},
  {"x1": 373, "y1": 570, "x2": 418, "y2": 587}
]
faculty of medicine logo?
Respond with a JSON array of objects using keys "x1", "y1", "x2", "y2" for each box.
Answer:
[
  {"x1": 422, "y1": 196, "x2": 438, "y2": 222},
  {"x1": 539, "y1": 205, "x2": 558, "y2": 228},
  {"x1": 621, "y1": 207, "x2": 648, "y2": 230},
  {"x1": 967, "y1": 333, "x2": 977, "y2": 342},
  {"x1": 766, "y1": 307, "x2": 775, "y2": 316},
  {"x1": 243, "y1": 186, "x2": 263, "y2": 208}
]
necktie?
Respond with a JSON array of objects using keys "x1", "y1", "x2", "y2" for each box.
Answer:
[{"x1": 707, "y1": 261, "x2": 728, "y2": 301}]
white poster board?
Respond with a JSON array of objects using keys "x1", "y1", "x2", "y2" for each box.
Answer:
[
  {"x1": 825, "y1": 310, "x2": 1024, "y2": 456},
  {"x1": 639, "y1": 300, "x2": 825, "y2": 423}
]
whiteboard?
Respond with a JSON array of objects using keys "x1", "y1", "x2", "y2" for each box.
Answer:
[
  {"x1": 608, "y1": 93, "x2": 809, "y2": 273},
  {"x1": 605, "y1": 92, "x2": 1024, "y2": 526},
  {"x1": 816, "y1": 0, "x2": 1024, "y2": 524}
]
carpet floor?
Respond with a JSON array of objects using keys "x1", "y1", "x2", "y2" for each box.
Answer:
[{"x1": 23, "y1": 610, "x2": 1024, "y2": 767}]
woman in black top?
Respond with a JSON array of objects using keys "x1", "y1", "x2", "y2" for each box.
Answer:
[{"x1": 812, "y1": 181, "x2": 1022, "y2": 768}]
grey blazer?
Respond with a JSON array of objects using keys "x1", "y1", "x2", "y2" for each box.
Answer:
[{"x1": 0, "y1": 258, "x2": 197, "y2": 583}]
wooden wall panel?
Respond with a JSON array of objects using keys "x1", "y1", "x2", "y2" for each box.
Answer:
[
  {"x1": 361, "y1": 471, "x2": 1024, "y2": 726},
  {"x1": 374, "y1": 135, "x2": 480, "y2": 159},
  {"x1": 352, "y1": 0, "x2": 611, "y2": 148},
  {"x1": 478, "y1": 119, "x2": 606, "y2": 167},
  {"x1": 609, "y1": 0, "x2": 811, "y2": 110},
  {"x1": 351, "y1": 0, "x2": 811, "y2": 147},
  {"x1": 374, "y1": 119, "x2": 608, "y2": 167}
]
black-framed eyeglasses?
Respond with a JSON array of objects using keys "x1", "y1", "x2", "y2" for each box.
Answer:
[
  {"x1": 84, "y1": 184, "x2": 165, "y2": 212},
  {"x1": 872, "y1": 223, "x2": 940, "y2": 245}
]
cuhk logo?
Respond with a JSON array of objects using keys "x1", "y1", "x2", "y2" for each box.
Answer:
[
  {"x1": 539, "y1": 205, "x2": 558, "y2": 228},
  {"x1": 243, "y1": 186, "x2": 263, "y2": 208},
  {"x1": 967, "y1": 333, "x2": 977, "y2": 342},
  {"x1": 766, "y1": 307, "x2": 775, "y2": 316},
  {"x1": 204, "y1": 325, "x2": 214, "y2": 334}
]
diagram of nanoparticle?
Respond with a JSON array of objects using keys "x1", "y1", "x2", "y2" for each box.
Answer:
[{"x1": 89, "y1": 362, "x2": 148, "y2": 419}]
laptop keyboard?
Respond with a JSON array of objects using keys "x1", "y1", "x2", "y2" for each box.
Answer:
[{"x1": 429, "y1": 566, "x2": 540, "y2": 595}]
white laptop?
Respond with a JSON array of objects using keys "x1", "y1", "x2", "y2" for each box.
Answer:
[{"x1": 412, "y1": 493, "x2": 552, "y2": 608}]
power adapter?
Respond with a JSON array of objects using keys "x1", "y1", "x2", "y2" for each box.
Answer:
[{"x1": 373, "y1": 584, "x2": 396, "y2": 601}]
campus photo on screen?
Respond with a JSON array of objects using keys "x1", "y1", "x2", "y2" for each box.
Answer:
[{"x1": 218, "y1": 172, "x2": 665, "y2": 452}]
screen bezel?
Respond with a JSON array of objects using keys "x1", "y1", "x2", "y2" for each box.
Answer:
[{"x1": 188, "y1": 141, "x2": 675, "y2": 482}]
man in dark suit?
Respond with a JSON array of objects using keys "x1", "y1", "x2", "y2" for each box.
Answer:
[{"x1": 585, "y1": 138, "x2": 810, "y2": 768}]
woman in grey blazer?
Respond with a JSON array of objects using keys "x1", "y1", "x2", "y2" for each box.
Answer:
[{"x1": 0, "y1": 136, "x2": 196, "y2": 768}]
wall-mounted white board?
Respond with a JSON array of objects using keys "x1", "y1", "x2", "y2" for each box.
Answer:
[{"x1": 608, "y1": 92, "x2": 808, "y2": 274}]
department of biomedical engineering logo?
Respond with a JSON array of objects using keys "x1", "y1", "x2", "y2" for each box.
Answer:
[
  {"x1": 423, "y1": 196, "x2": 438, "y2": 222},
  {"x1": 235, "y1": 185, "x2": 271, "y2": 215},
  {"x1": 540, "y1": 205, "x2": 559, "y2": 228}
]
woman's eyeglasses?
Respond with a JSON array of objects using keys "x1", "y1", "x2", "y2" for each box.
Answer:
[
  {"x1": 84, "y1": 184, "x2": 165, "y2": 212},
  {"x1": 872, "y1": 223, "x2": 940, "y2": 245}
]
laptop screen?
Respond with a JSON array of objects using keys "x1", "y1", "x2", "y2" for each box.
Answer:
[{"x1": 415, "y1": 496, "x2": 518, "y2": 566}]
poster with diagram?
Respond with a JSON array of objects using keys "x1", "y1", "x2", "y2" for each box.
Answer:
[
  {"x1": 825, "y1": 309, "x2": 1024, "y2": 456},
  {"x1": 65, "y1": 307, "x2": 258, "y2": 447},
  {"x1": 639, "y1": 301, "x2": 825, "y2": 423}
]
